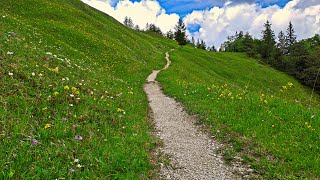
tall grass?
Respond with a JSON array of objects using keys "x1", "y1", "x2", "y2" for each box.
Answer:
[
  {"x1": 0, "y1": 0, "x2": 176, "y2": 178},
  {"x1": 158, "y1": 46, "x2": 320, "y2": 178}
]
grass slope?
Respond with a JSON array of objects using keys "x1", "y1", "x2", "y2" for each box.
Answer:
[
  {"x1": 0, "y1": 0, "x2": 176, "y2": 179},
  {"x1": 158, "y1": 46, "x2": 320, "y2": 178}
]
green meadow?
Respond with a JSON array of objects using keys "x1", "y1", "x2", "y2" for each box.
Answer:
[
  {"x1": 1, "y1": 0, "x2": 320, "y2": 179},
  {"x1": 157, "y1": 46, "x2": 320, "y2": 178},
  {"x1": 0, "y1": 0, "x2": 175, "y2": 179}
]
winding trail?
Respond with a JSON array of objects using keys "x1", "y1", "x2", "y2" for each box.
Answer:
[{"x1": 143, "y1": 51, "x2": 241, "y2": 179}]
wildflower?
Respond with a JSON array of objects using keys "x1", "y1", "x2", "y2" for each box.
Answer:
[
  {"x1": 207, "y1": 87, "x2": 211, "y2": 91},
  {"x1": 44, "y1": 124, "x2": 52, "y2": 129},
  {"x1": 42, "y1": 107, "x2": 48, "y2": 111},
  {"x1": 61, "y1": 117, "x2": 67, "y2": 121},
  {"x1": 288, "y1": 82, "x2": 293, "y2": 87},
  {"x1": 71, "y1": 87, "x2": 77, "y2": 92},
  {"x1": 74, "y1": 135, "x2": 83, "y2": 140},
  {"x1": 31, "y1": 72, "x2": 35, "y2": 76},
  {"x1": 31, "y1": 141, "x2": 39, "y2": 146},
  {"x1": 53, "y1": 92, "x2": 59, "y2": 96},
  {"x1": 72, "y1": 124, "x2": 79, "y2": 128},
  {"x1": 272, "y1": 125, "x2": 275, "y2": 128},
  {"x1": 77, "y1": 164, "x2": 82, "y2": 168},
  {"x1": 282, "y1": 86, "x2": 287, "y2": 90},
  {"x1": 62, "y1": 78, "x2": 66, "y2": 81},
  {"x1": 140, "y1": 174, "x2": 145, "y2": 179},
  {"x1": 8, "y1": 72, "x2": 13, "y2": 76},
  {"x1": 128, "y1": 91, "x2": 134, "y2": 95},
  {"x1": 70, "y1": 94, "x2": 74, "y2": 97},
  {"x1": 74, "y1": 159, "x2": 79, "y2": 163},
  {"x1": 7, "y1": 51, "x2": 14, "y2": 55},
  {"x1": 51, "y1": 67, "x2": 59, "y2": 73},
  {"x1": 75, "y1": 91, "x2": 80, "y2": 95},
  {"x1": 69, "y1": 104, "x2": 73, "y2": 107},
  {"x1": 311, "y1": 115, "x2": 315, "y2": 119},
  {"x1": 46, "y1": 52, "x2": 52, "y2": 55},
  {"x1": 39, "y1": 73, "x2": 43, "y2": 77},
  {"x1": 70, "y1": 168, "x2": 75, "y2": 172},
  {"x1": 64, "y1": 85, "x2": 70, "y2": 90},
  {"x1": 264, "y1": 100, "x2": 268, "y2": 104},
  {"x1": 117, "y1": 108, "x2": 123, "y2": 113}
]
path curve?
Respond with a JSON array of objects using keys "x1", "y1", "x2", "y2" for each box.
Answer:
[{"x1": 143, "y1": 51, "x2": 239, "y2": 179}]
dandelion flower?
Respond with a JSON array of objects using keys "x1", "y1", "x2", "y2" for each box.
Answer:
[
  {"x1": 71, "y1": 87, "x2": 77, "y2": 92},
  {"x1": 117, "y1": 108, "x2": 123, "y2": 113},
  {"x1": 64, "y1": 85, "x2": 70, "y2": 90},
  {"x1": 75, "y1": 91, "x2": 80, "y2": 95},
  {"x1": 53, "y1": 92, "x2": 59, "y2": 96},
  {"x1": 44, "y1": 124, "x2": 52, "y2": 129}
]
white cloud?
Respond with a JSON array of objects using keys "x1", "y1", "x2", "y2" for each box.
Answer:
[
  {"x1": 184, "y1": 0, "x2": 320, "y2": 48},
  {"x1": 81, "y1": 0, "x2": 179, "y2": 33}
]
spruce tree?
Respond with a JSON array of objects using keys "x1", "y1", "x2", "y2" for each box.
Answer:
[
  {"x1": 277, "y1": 31, "x2": 286, "y2": 54},
  {"x1": 285, "y1": 21, "x2": 297, "y2": 54},
  {"x1": 261, "y1": 20, "x2": 276, "y2": 61},
  {"x1": 174, "y1": 19, "x2": 187, "y2": 46}
]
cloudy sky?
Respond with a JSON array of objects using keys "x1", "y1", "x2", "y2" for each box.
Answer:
[{"x1": 82, "y1": 0, "x2": 320, "y2": 48}]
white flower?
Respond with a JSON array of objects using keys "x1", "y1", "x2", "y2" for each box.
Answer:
[
  {"x1": 74, "y1": 159, "x2": 79, "y2": 163},
  {"x1": 70, "y1": 94, "x2": 74, "y2": 97},
  {"x1": 69, "y1": 104, "x2": 73, "y2": 107},
  {"x1": 31, "y1": 72, "x2": 35, "y2": 76},
  {"x1": 62, "y1": 78, "x2": 65, "y2": 81},
  {"x1": 7, "y1": 51, "x2": 14, "y2": 55},
  {"x1": 8, "y1": 72, "x2": 13, "y2": 76},
  {"x1": 2, "y1": 15, "x2": 6, "y2": 18},
  {"x1": 39, "y1": 73, "x2": 43, "y2": 77},
  {"x1": 46, "y1": 52, "x2": 52, "y2": 55},
  {"x1": 77, "y1": 164, "x2": 82, "y2": 168}
]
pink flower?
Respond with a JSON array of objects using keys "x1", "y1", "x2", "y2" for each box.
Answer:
[{"x1": 74, "y1": 135, "x2": 83, "y2": 140}]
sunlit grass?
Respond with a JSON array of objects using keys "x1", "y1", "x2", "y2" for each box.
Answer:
[
  {"x1": 158, "y1": 46, "x2": 320, "y2": 178},
  {"x1": 0, "y1": 0, "x2": 176, "y2": 178}
]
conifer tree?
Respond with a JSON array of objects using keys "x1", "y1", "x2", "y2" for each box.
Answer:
[
  {"x1": 174, "y1": 19, "x2": 187, "y2": 46},
  {"x1": 261, "y1": 20, "x2": 276, "y2": 61},
  {"x1": 285, "y1": 21, "x2": 297, "y2": 54},
  {"x1": 277, "y1": 31, "x2": 286, "y2": 54}
]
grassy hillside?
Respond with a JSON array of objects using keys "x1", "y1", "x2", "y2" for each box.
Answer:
[
  {"x1": 158, "y1": 46, "x2": 320, "y2": 178},
  {"x1": 0, "y1": 0, "x2": 176, "y2": 179}
]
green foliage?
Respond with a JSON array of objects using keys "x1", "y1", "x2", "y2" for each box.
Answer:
[
  {"x1": 174, "y1": 19, "x2": 187, "y2": 46},
  {"x1": 0, "y1": 0, "x2": 176, "y2": 179},
  {"x1": 158, "y1": 46, "x2": 320, "y2": 178}
]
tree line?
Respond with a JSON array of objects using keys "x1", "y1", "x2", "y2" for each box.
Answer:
[
  {"x1": 220, "y1": 21, "x2": 320, "y2": 92},
  {"x1": 123, "y1": 16, "x2": 319, "y2": 92}
]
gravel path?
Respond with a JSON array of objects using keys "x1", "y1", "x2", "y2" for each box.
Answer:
[{"x1": 143, "y1": 51, "x2": 241, "y2": 180}]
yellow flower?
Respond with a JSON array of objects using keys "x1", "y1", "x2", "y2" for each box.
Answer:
[
  {"x1": 282, "y1": 86, "x2": 287, "y2": 90},
  {"x1": 75, "y1": 91, "x2": 80, "y2": 95},
  {"x1": 51, "y1": 67, "x2": 59, "y2": 73},
  {"x1": 117, "y1": 108, "x2": 123, "y2": 113},
  {"x1": 207, "y1": 87, "x2": 211, "y2": 91},
  {"x1": 64, "y1": 85, "x2": 69, "y2": 90},
  {"x1": 288, "y1": 82, "x2": 293, "y2": 87},
  {"x1": 128, "y1": 91, "x2": 134, "y2": 95},
  {"x1": 54, "y1": 92, "x2": 59, "y2": 96},
  {"x1": 272, "y1": 125, "x2": 275, "y2": 128},
  {"x1": 44, "y1": 124, "x2": 52, "y2": 129},
  {"x1": 264, "y1": 100, "x2": 268, "y2": 104},
  {"x1": 71, "y1": 87, "x2": 77, "y2": 92}
]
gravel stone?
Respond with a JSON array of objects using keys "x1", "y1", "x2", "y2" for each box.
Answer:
[{"x1": 143, "y1": 51, "x2": 243, "y2": 180}]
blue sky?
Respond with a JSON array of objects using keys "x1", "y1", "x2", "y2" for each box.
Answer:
[
  {"x1": 83, "y1": 0, "x2": 320, "y2": 48},
  {"x1": 129, "y1": 0, "x2": 291, "y2": 17}
]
